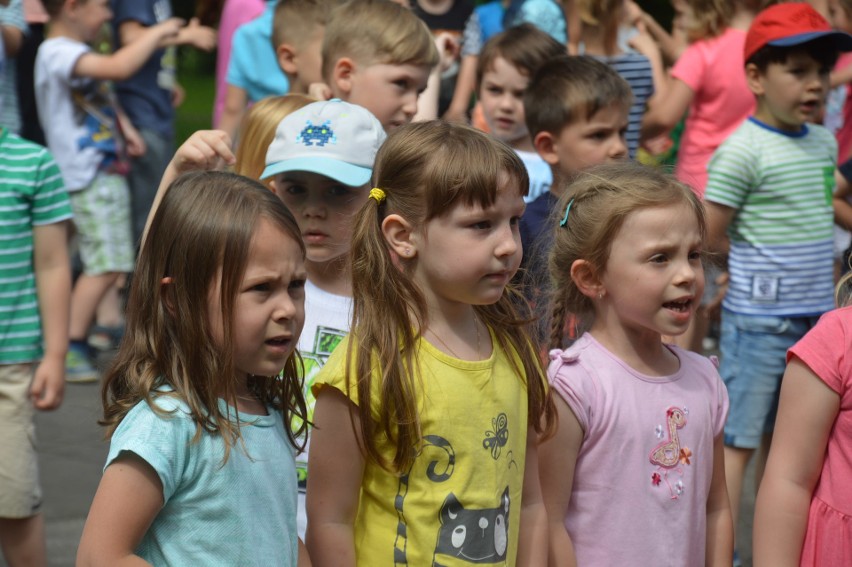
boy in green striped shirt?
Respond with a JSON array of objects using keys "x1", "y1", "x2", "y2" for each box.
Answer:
[{"x1": 0, "y1": 127, "x2": 72, "y2": 565}]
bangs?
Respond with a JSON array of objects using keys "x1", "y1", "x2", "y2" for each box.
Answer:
[{"x1": 421, "y1": 133, "x2": 528, "y2": 219}]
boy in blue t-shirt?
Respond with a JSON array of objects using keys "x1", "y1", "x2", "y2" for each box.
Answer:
[{"x1": 704, "y1": 1, "x2": 852, "y2": 542}]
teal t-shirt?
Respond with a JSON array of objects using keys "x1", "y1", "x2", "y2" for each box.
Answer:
[{"x1": 107, "y1": 394, "x2": 299, "y2": 566}]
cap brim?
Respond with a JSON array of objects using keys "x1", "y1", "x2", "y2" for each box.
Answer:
[
  {"x1": 260, "y1": 157, "x2": 372, "y2": 186},
  {"x1": 768, "y1": 30, "x2": 852, "y2": 52}
]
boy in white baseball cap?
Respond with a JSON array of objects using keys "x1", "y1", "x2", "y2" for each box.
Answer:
[{"x1": 261, "y1": 98, "x2": 385, "y2": 539}]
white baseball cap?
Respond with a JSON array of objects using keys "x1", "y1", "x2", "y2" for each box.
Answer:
[{"x1": 260, "y1": 99, "x2": 386, "y2": 186}]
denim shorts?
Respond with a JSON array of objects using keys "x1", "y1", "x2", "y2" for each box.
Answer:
[{"x1": 719, "y1": 309, "x2": 820, "y2": 449}]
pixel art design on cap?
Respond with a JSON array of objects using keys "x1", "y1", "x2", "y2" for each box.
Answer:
[{"x1": 298, "y1": 120, "x2": 337, "y2": 147}]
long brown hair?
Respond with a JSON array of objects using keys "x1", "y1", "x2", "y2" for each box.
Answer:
[
  {"x1": 348, "y1": 121, "x2": 554, "y2": 472},
  {"x1": 102, "y1": 171, "x2": 309, "y2": 461},
  {"x1": 548, "y1": 163, "x2": 706, "y2": 349}
]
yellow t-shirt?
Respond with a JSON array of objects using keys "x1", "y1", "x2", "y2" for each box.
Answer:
[{"x1": 314, "y1": 332, "x2": 530, "y2": 566}]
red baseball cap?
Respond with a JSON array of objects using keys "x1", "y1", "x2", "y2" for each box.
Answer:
[{"x1": 744, "y1": 2, "x2": 852, "y2": 62}]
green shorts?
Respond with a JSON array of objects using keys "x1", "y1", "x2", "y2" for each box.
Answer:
[
  {"x1": 0, "y1": 363, "x2": 42, "y2": 518},
  {"x1": 69, "y1": 172, "x2": 134, "y2": 275}
]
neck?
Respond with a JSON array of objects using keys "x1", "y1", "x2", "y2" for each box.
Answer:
[
  {"x1": 423, "y1": 301, "x2": 491, "y2": 360},
  {"x1": 306, "y1": 255, "x2": 352, "y2": 297},
  {"x1": 730, "y1": 4, "x2": 755, "y2": 30},
  {"x1": 579, "y1": 24, "x2": 620, "y2": 56},
  {"x1": 227, "y1": 378, "x2": 268, "y2": 416},
  {"x1": 509, "y1": 135, "x2": 535, "y2": 153},
  {"x1": 46, "y1": 19, "x2": 86, "y2": 43},
  {"x1": 417, "y1": 0, "x2": 454, "y2": 15},
  {"x1": 589, "y1": 317, "x2": 679, "y2": 376}
]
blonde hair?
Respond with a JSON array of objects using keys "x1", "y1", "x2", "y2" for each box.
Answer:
[
  {"x1": 272, "y1": 0, "x2": 342, "y2": 50},
  {"x1": 548, "y1": 162, "x2": 706, "y2": 348},
  {"x1": 102, "y1": 172, "x2": 309, "y2": 461},
  {"x1": 234, "y1": 94, "x2": 315, "y2": 187},
  {"x1": 684, "y1": 0, "x2": 735, "y2": 41},
  {"x1": 348, "y1": 121, "x2": 554, "y2": 472},
  {"x1": 321, "y1": 0, "x2": 439, "y2": 81},
  {"x1": 836, "y1": 270, "x2": 852, "y2": 307}
]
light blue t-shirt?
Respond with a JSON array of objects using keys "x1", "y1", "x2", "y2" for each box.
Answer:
[
  {"x1": 226, "y1": 0, "x2": 289, "y2": 102},
  {"x1": 107, "y1": 393, "x2": 299, "y2": 566},
  {"x1": 516, "y1": 149, "x2": 552, "y2": 203}
]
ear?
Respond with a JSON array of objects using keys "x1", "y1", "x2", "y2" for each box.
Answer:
[
  {"x1": 744, "y1": 62, "x2": 765, "y2": 97},
  {"x1": 331, "y1": 57, "x2": 356, "y2": 97},
  {"x1": 381, "y1": 213, "x2": 417, "y2": 259},
  {"x1": 570, "y1": 259, "x2": 603, "y2": 300},
  {"x1": 277, "y1": 43, "x2": 298, "y2": 77},
  {"x1": 533, "y1": 131, "x2": 559, "y2": 166}
]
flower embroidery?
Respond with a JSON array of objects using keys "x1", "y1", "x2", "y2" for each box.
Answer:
[
  {"x1": 679, "y1": 447, "x2": 692, "y2": 465},
  {"x1": 652, "y1": 472, "x2": 661, "y2": 486}
]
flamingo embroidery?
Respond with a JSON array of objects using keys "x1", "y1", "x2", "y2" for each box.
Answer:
[{"x1": 649, "y1": 407, "x2": 691, "y2": 499}]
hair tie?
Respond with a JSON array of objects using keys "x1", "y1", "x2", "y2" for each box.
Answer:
[
  {"x1": 559, "y1": 198, "x2": 574, "y2": 227},
  {"x1": 369, "y1": 187, "x2": 386, "y2": 203}
]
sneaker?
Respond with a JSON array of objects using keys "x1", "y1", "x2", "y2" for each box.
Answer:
[{"x1": 66, "y1": 347, "x2": 99, "y2": 383}]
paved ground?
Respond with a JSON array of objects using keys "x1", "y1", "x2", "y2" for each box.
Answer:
[{"x1": 2, "y1": 364, "x2": 758, "y2": 567}]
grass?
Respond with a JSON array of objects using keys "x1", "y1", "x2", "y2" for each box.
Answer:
[{"x1": 175, "y1": 49, "x2": 217, "y2": 146}]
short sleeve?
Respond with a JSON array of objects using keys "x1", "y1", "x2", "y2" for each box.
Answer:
[
  {"x1": 106, "y1": 398, "x2": 193, "y2": 503},
  {"x1": 461, "y1": 12, "x2": 482, "y2": 57},
  {"x1": 670, "y1": 42, "x2": 706, "y2": 94},
  {"x1": 704, "y1": 131, "x2": 758, "y2": 209},
  {"x1": 788, "y1": 308, "x2": 852, "y2": 396},
  {"x1": 30, "y1": 149, "x2": 71, "y2": 226},
  {"x1": 225, "y1": 26, "x2": 251, "y2": 88},
  {"x1": 311, "y1": 336, "x2": 362, "y2": 406},
  {"x1": 0, "y1": 0, "x2": 27, "y2": 32},
  {"x1": 546, "y1": 349, "x2": 593, "y2": 435}
]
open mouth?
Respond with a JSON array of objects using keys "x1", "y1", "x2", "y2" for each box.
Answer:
[
  {"x1": 266, "y1": 337, "x2": 292, "y2": 348},
  {"x1": 663, "y1": 299, "x2": 692, "y2": 312}
]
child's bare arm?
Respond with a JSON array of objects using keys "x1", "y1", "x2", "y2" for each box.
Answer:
[
  {"x1": 517, "y1": 427, "x2": 547, "y2": 566},
  {"x1": 297, "y1": 539, "x2": 312, "y2": 566},
  {"x1": 117, "y1": 17, "x2": 216, "y2": 51},
  {"x1": 72, "y1": 18, "x2": 183, "y2": 82},
  {"x1": 306, "y1": 387, "x2": 364, "y2": 567},
  {"x1": 833, "y1": 168, "x2": 852, "y2": 229},
  {"x1": 77, "y1": 453, "x2": 164, "y2": 567},
  {"x1": 538, "y1": 397, "x2": 582, "y2": 567},
  {"x1": 704, "y1": 201, "x2": 735, "y2": 256},
  {"x1": 641, "y1": 78, "x2": 693, "y2": 140},
  {"x1": 705, "y1": 434, "x2": 733, "y2": 567},
  {"x1": 30, "y1": 221, "x2": 71, "y2": 411},
  {"x1": 753, "y1": 358, "x2": 839, "y2": 567},
  {"x1": 141, "y1": 130, "x2": 234, "y2": 246},
  {"x1": 116, "y1": 109, "x2": 146, "y2": 158},
  {"x1": 443, "y1": 55, "x2": 477, "y2": 123},
  {"x1": 218, "y1": 85, "x2": 249, "y2": 143}
]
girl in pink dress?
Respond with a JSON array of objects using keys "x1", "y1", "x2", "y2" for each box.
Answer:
[{"x1": 754, "y1": 277, "x2": 852, "y2": 566}]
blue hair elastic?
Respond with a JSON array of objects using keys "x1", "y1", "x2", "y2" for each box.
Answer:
[{"x1": 559, "y1": 198, "x2": 574, "y2": 227}]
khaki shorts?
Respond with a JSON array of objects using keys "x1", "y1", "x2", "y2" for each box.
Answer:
[{"x1": 0, "y1": 363, "x2": 42, "y2": 518}]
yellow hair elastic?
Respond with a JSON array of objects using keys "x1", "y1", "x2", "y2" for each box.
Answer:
[{"x1": 369, "y1": 187, "x2": 386, "y2": 203}]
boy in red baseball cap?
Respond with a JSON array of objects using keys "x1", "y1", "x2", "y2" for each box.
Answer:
[{"x1": 703, "y1": 2, "x2": 852, "y2": 560}]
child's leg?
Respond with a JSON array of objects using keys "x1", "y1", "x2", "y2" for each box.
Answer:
[
  {"x1": 0, "y1": 515, "x2": 47, "y2": 567},
  {"x1": 70, "y1": 272, "x2": 121, "y2": 340},
  {"x1": 0, "y1": 364, "x2": 46, "y2": 567}
]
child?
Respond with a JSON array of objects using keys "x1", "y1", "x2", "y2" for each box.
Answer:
[
  {"x1": 574, "y1": 0, "x2": 662, "y2": 158},
  {"x1": 642, "y1": 0, "x2": 756, "y2": 197},
  {"x1": 110, "y1": 0, "x2": 216, "y2": 246},
  {"x1": 274, "y1": 0, "x2": 343, "y2": 96},
  {"x1": 213, "y1": 0, "x2": 264, "y2": 127},
  {"x1": 538, "y1": 162, "x2": 732, "y2": 566},
  {"x1": 306, "y1": 121, "x2": 554, "y2": 565},
  {"x1": 218, "y1": 0, "x2": 289, "y2": 142},
  {"x1": 321, "y1": 0, "x2": 439, "y2": 131},
  {"x1": 0, "y1": 0, "x2": 25, "y2": 135},
  {"x1": 519, "y1": 55, "x2": 630, "y2": 321},
  {"x1": 476, "y1": 24, "x2": 565, "y2": 203},
  {"x1": 703, "y1": 1, "x2": 852, "y2": 542},
  {"x1": 0, "y1": 127, "x2": 71, "y2": 567},
  {"x1": 76, "y1": 171, "x2": 311, "y2": 566},
  {"x1": 753, "y1": 272, "x2": 852, "y2": 566},
  {"x1": 35, "y1": 0, "x2": 181, "y2": 381}
]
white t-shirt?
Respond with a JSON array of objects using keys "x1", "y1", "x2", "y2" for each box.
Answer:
[
  {"x1": 293, "y1": 280, "x2": 351, "y2": 538},
  {"x1": 516, "y1": 149, "x2": 552, "y2": 203},
  {"x1": 34, "y1": 37, "x2": 110, "y2": 190}
]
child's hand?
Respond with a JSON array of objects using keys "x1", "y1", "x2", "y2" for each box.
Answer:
[
  {"x1": 30, "y1": 354, "x2": 65, "y2": 411},
  {"x1": 172, "y1": 82, "x2": 186, "y2": 108},
  {"x1": 171, "y1": 130, "x2": 235, "y2": 176},
  {"x1": 182, "y1": 18, "x2": 217, "y2": 52},
  {"x1": 125, "y1": 127, "x2": 147, "y2": 158},
  {"x1": 308, "y1": 82, "x2": 333, "y2": 101},
  {"x1": 156, "y1": 17, "x2": 185, "y2": 42},
  {"x1": 628, "y1": 28, "x2": 660, "y2": 60}
]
